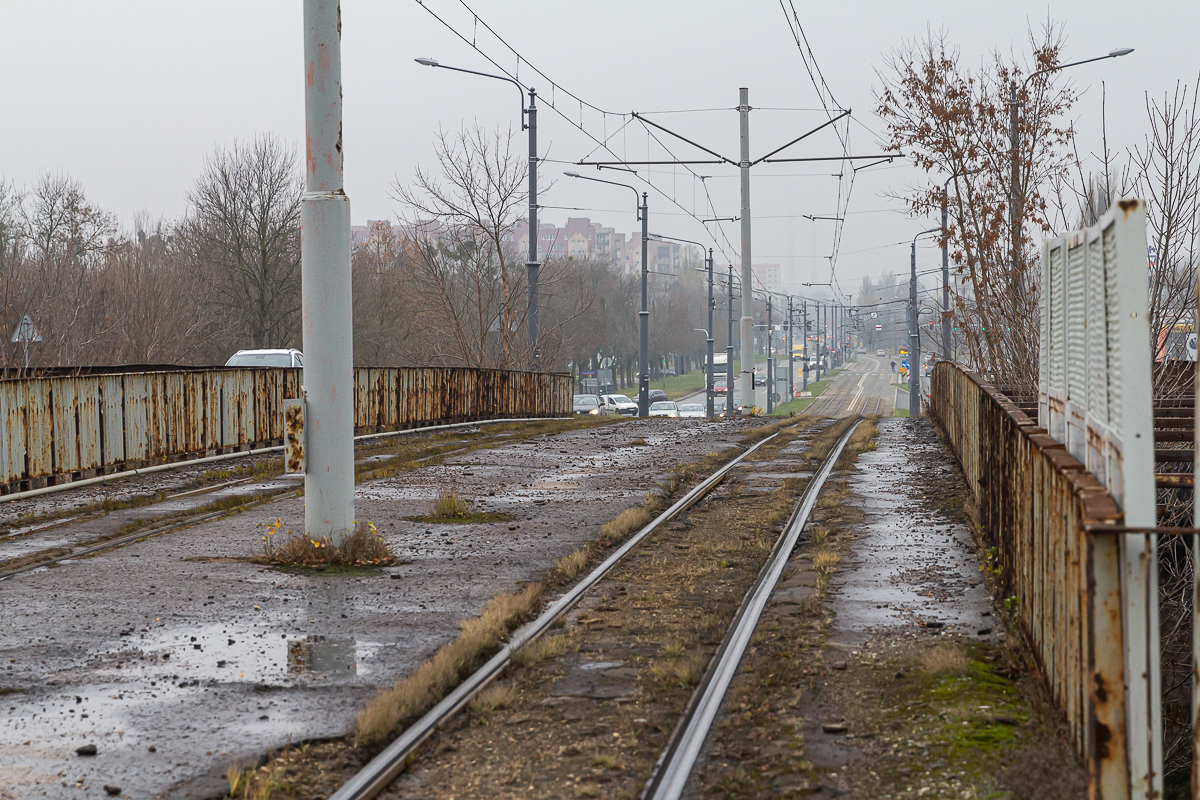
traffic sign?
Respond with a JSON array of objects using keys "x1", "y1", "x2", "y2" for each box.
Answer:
[
  {"x1": 11, "y1": 314, "x2": 41, "y2": 344},
  {"x1": 875, "y1": 324, "x2": 882, "y2": 331},
  {"x1": 900, "y1": 359, "x2": 909, "y2": 370}
]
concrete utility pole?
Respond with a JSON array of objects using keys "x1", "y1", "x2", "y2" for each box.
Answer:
[
  {"x1": 726, "y1": 263, "x2": 735, "y2": 418},
  {"x1": 639, "y1": 193, "x2": 649, "y2": 416},
  {"x1": 801, "y1": 301, "x2": 808, "y2": 392},
  {"x1": 526, "y1": 89, "x2": 540, "y2": 369},
  {"x1": 766, "y1": 295, "x2": 774, "y2": 413},
  {"x1": 787, "y1": 296, "x2": 794, "y2": 404},
  {"x1": 910, "y1": 228, "x2": 939, "y2": 418},
  {"x1": 815, "y1": 303, "x2": 823, "y2": 382},
  {"x1": 301, "y1": 0, "x2": 355, "y2": 544},
  {"x1": 941, "y1": 177, "x2": 953, "y2": 362},
  {"x1": 738, "y1": 88, "x2": 754, "y2": 408},
  {"x1": 705, "y1": 248, "x2": 714, "y2": 418}
]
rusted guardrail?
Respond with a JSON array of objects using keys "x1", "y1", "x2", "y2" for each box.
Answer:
[
  {"x1": 0, "y1": 367, "x2": 571, "y2": 492},
  {"x1": 928, "y1": 360, "x2": 1140, "y2": 798}
]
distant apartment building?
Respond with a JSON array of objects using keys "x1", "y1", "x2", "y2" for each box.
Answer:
[
  {"x1": 352, "y1": 217, "x2": 691, "y2": 276},
  {"x1": 753, "y1": 264, "x2": 782, "y2": 295},
  {"x1": 509, "y1": 217, "x2": 685, "y2": 275}
]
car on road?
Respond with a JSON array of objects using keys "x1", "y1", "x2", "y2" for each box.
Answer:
[
  {"x1": 678, "y1": 403, "x2": 706, "y2": 419},
  {"x1": 753, "y1": 370, "x2": 766, "y2": 387},
  {"x1": 648, "y1": 389, "x2": 668, "y2": 403},
  {"x1": 573, "y1": 394, "x2": 605, "y2": 415},
  {"x1": 876, "y1": 349, "x2": 886, "y2": 357},
  {"x1": 225, "y1": 348, "x2": 304, "y2": 368},
  {"x1": 601, "y1": 394, "x2": 638, "y2": 416},
  {"x1": 648, "y1": 400, "x2": 679, "y2": 418},
  {"x1": 713, "y1": 379, "x2": 728, "y2": 396}
]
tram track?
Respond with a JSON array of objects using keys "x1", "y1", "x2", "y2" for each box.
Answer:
[
  {"x1": 0, "y1": 417, "x2": 582, "y2": 580},
  {"x1": 327, "y1": 417, "x2": 862, "y2": 800},
  {"x1": 642, "y1": 420, "x2": 860, "y2": 800}
]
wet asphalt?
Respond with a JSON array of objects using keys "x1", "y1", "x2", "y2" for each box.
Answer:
[
  {"x1": 0, "y1": 418, "x2": 753, "y2": 800},
  {"x1": 828, "y1": 417, "x2": 994, "y2": 639}
]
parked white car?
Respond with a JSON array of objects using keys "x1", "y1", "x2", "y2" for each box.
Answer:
[
  {"x1": 225, "y1": 348, "x2": 304, "y2": 368},
  {"x1": 648, "y1": 400, "x2": 680, "y2": 418},
  {"x1": 678, "y1": 403, "x2": 706, "y2": 419},
  {"x1": 601, "y1": 394, "x2": 638, "y2": 417}
]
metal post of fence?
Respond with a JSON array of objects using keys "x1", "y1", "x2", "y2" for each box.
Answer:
[{"x1": 300, "y1": 0, "x2": 356, "y2": 545}]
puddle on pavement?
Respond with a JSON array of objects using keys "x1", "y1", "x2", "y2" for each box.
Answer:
[
  {"x1": 97, "y1": 624, "x2": 376, "y2": 685},
  {"x1": 827, "y1": 419, "x2": 993, "y2": 641},
  {"x1": 0, "y1": 537, "x2": 73, "y2": 560}
]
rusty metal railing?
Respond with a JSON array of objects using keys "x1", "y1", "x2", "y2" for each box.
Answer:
[
  {"x1": 0, "y1": 367, "x2": 572, "y2": 492},
  {"x1": 929, "y1": 359, "x2": 1153, "y2": 799}
]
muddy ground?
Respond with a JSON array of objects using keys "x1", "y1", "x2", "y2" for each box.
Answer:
[{"x1": 0, "y1": 416, "x2": 767, "y2": 800}]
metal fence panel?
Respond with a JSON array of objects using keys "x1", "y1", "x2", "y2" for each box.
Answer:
[{"x1": 1, "y1": 366, "x2": 571, "y2": 491}]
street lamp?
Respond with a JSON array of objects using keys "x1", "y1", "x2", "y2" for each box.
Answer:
[
  {"x1": 416, "y1": 57, "x2": 543, "y2": 370},
  {"x1": 652, "y1": 233, "x2": 715, "y2": 418},
  {"x1": 910, "y1": 228, "x2": 940, "y2": 417},
  {"x1": 566, "y1": 171, "x2": 651, "y2": 416},
  {"x1": 1008, "y1": 48, "x2": 1132, "y2": 281}
]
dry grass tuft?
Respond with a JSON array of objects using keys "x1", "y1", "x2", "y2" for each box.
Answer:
[
  {"x1": 599, "y1": 507, "x2": 652, "y2": 546},
  {"x1": 812, "y1": 549, "x2": 841, "y2": 575},
  {"x1": 555, "y1": 549, "x2": 589, "y2": 581},
  {"x1": 354, "y1": 582, "x2": 544, "y2": 745},
  {"x1": 919, "y1": 643, "x2": 970, "y2": 676},
  {"x1": 225, "y1": 761, "x2": 283, "y2": 800},
  {"x1": 649, "y1": 653, "x2": 706, "y2": 687},
  {"x1": 430, "y1": 486, "x2": 470, "y2": 520},
  {"x1": 593, "y1": 752, "x2": 624, "y2": 770},
  {"x1": 469, "y1": 682, "x2": 517, "y2": 713},
  {"x1": 629, "y1": 437, "x2": 649, "y2": 447},
  {"x1": 259, "y1": 519, "x2": 395, "y2": 567},
  {"x1": 808, "y1": 525, "x2": 829, "y2": 545},
  {"x1": 512, "y1": 634, "x2": 571, "y2": 667}
]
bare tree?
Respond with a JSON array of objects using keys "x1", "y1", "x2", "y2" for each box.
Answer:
[
  {"x1": 185, "y1": 136, "x2": 302, "y2": 351},
  {"x1": 352, "y1": 221, "x2": 420, "y2": 365},
  {"x1": 18, "y1": 172, "x2": 118, "y2": 365},
  {"x1": 876, "y1": 23, "x2": 1078, "y2": 390},
  {"x1": 1132, "y1": 78, "x2": 1200, "y2": 393},
  {"x1": 98, "y1": 216, "x2": 210, "y2": 364},
  {"x1": 393, "y1": 126, "x2": 529, "y2": 369}
]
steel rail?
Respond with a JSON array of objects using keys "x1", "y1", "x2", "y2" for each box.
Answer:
[
  {"x1": 641, "y1": 419, "x2": 861, "y2": 800},
  {"x1": 0, "y1": 488, "x2": 304, "y2": 582},
  {"x1": 0, "y1": 419, "x2": 575, "y2": 578},
  {"x1": 0, "y1": 417, "x2": 565, "y2": 505},
  {"x1": 328, "y1": 429, "x2": 786, "y2": 800}
]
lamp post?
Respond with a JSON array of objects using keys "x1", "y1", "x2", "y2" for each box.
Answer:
[
  {"x1": 567, "y1": 172, "x2": 650, "y2": 415},
  {"x1": 652, "y1": 234, "x2": 715, "y2": 417},
  {"x1": 941, "y1": 174, "x2": 955, "y2": 362},
  {"x1": 1008, "y1": 47, "x2": 1132, "y2": 283},
  {"x1": 910, "y1": 228, "x2": 940, "y2": 418},
  {"x1": 415, "y1": 57, "x2": 542, "y2": 369}
]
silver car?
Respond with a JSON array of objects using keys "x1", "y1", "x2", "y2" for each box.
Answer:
[
  {"x1": 678, "y1": 403, "x2": 706, "y2": 419},
  {"x1": 225, "y1": 348, "x2": 304, "y2": 368},
  {"x1": 648, "y1": 401, "x2": 679, "y2": 418}
]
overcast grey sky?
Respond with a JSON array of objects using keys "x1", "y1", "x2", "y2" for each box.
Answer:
[{"x1": 2, "y1": 1, "x2": 1194, "y2": 297}]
